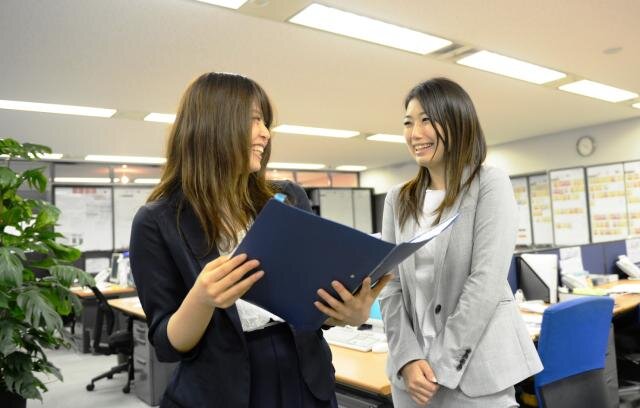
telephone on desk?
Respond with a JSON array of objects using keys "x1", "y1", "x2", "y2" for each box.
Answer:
[
  {"x1": 561, "y1": 273, "x2": 590, "y2": 290},
  {"x1": 616, "y1": 255, "x2": 640, "y2": 279}
]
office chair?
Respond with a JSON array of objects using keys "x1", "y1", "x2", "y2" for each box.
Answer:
[
  {"x1": 85, "y1": 286, "x2": 134, "y2": 394},
  {"x1": 535, "y1": 296, "x2": 614, "y2": 408}
]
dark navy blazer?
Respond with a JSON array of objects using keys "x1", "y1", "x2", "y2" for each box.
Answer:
[{"x1": 129, "y1": 181, "x2": 335, "y2": 407}]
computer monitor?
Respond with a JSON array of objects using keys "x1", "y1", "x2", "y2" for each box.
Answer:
[
  {"x1": 370, "y1": 299, "x2": 382, "y2": 321},
  {"x1": 109, "y1": 253, "x2": 121, "y2": 284},
  {"x1": 517, "y1": 253, "x2": 558, "y2": 303}
]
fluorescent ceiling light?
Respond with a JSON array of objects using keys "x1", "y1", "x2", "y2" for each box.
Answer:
[
  {"x1": 267, "y1": 162, "x2": 326, "y2": 170},
  {"x1": 1, "y1": 152, "x2": 63, "y2": 160},
  {"x1": 85, "y1": 155, "x2": 166, "y2": 164},
  {"x1": 134, "y1": 178, "x2": 161, "y2": 185},
  {"x1": 144, "y1": 113, "x2": 176, "y2": 123},
  {"x1": 54, "y1": 177, "x2": 111, "y2": 183},
  {"x1": 366, "y1": 134, "x2": 405, "y2": 143},
  {"x1": 633, "y1": 103, "x2": 640, "y2": 109},
  {"x1": 559, "y1": 80, "x2": 638, "y2": 102},
  {"x1": 0, "y1": 99, "x2": 116, "y2": 118},
  {"x1": 193, "y1": 0, "x2": 247, "y2": 9},
  {"x1": 335, "y1": 165, "x2": 367, "y2": 171},
  {"x1": 273, "y1": 124, "x2": 359, "y2": 138},
  {"x1": 456, "y1": 50, "x2": 566, "y2": 84},
  {"x1": 289, "y1": 3, "x2": 451, "y2": 55}
]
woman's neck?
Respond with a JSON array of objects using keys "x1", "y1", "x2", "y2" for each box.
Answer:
[{"x1": 427, "y1": 166, "x2": 445, "y2": 190}]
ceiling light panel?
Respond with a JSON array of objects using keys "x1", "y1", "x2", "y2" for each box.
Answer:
[
  {"x1": 272, "y1": 124, "x2": 359, "y2": 138},
  {"x1": 559, "y1": 80, "x2": 639, "y2": 103},
  {"x1": 335, "y1": 165, "x2": 367, "y2": 171},
  {"x1": 456, "y1": 51, "x2": 566, "y2": 84},
  {"x1": 85, "y1": 155, "x2": 166, "y2": 164},
  {"x1": 144, "y1": 113, "x2": 176, "y2": 123},
  {"x1": 366, "y1": 134, "x2": 405, "y2": 143},
  {"x1": 267, "y1": 162, "x2": 326, "y2": 170},
  {"x1": 289, "y1": 3, "x2": 451, "y2": 55},
  {"x1": 194, "y1": 0, "x2": 247, "y2": 9},
  {"x1": 0, "y1": 99, "x2": 116, "y2": 118}
]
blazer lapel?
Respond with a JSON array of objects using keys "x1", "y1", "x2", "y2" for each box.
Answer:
[
  {"x1": 433, "y1": 167, "x2": 472, "y2": 287},
  {"x1": 178, "y1": 201, "x2": 245, "y2": 337}
]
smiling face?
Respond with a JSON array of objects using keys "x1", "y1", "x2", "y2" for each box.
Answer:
[
  {"x1": 403, "y1": 98, "x2": 446, "y2": 172},
  {"x1": 249, "y1": 103, "x2": 270, "y2": 173}
]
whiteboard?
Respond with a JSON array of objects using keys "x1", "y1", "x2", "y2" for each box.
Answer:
[
  {"x1": 528, "y1": 174, "x2": 554, "y2": 245},
  {"x1": 510, "y1": 177, "x2": 532, "y2": 246},
  {"x1": 549, "y1": 168, "x2": 590, "y2": 246},
  {"x1": 114, "y1": 187, "x2": 152, "y2": 250},
  {"x1": 587, "y1": 163, "x2": 628, "y2": 242},
  {"x1": 625, "y1": 161, "x2": 640, "y2": 237},
  {"x1": 55, "y1": 187, "x2": 113, "y2": 251}
]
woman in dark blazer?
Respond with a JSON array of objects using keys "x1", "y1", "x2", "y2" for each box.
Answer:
[{"x1": 129, "y1": 72, "x2": 386, "y2": 408}]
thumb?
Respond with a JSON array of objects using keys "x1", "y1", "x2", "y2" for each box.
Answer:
[
  {"x1": 371, "y1": 274, "x2": 392, "y2": 297},
  {"x1": 421, "y1": 362, "x2": 438, "y2": 383}
]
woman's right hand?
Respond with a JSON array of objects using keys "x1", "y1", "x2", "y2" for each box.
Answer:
[
  {"x1": 194, "y1": 253, "x2": 263, "y2": 309},
  {"x1": 400, "y1": 359, "x2": 439, "y2": 406}
]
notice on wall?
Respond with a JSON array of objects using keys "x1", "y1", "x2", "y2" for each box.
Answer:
[
  {"x1": 528, "y1": 174, "x2": 554, "y2": 245},
  {"x1": 625, "y1": 161, "x2": 640, "y2": 237},
  {"x1": 114, "y1": 187, "x2": 152, "y2": 250},
  {"x1": 587, "y1": 163, "x2": 629, "y2": 242},
  {"x1": 550, "y1": 168, "x2": 590, "y2": 246},
  {"x1": 511, "y1": 177, "x2": 532, "y2": 246},
  {"x1": 55, "y1": 187, "x2": 113, "y2": 251}
]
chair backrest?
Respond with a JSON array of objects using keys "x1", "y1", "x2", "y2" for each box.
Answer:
[
  {"x1": 89, "y1": 286, "x2": 116, "y2": 353},
  {"x1": 534, "y1": 296, "x2": 614, "y2": 406}
]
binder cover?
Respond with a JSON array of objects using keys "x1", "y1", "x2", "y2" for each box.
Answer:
[{"x1": 237, "y1": 199, "x2": 457, "y2": 330}]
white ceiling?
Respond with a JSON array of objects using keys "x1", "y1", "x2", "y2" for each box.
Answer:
[{"x1": 1, "y1": 0, "x2": 639, "y2": 171}]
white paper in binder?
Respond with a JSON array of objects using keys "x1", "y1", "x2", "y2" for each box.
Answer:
[{"x1": 521, "y1": 253, "x2": 558, "y2": 303}]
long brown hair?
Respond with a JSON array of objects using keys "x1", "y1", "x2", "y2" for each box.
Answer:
[
  {"x1": 398, "y1": 77, "x2": 486, "y2": 229},
  {"x1": 148, "y1": 72, "x2": 275, "y2": 252}
]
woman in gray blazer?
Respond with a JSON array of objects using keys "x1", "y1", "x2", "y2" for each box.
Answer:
[{"x1": 379, "y1": 78, "x2": 542, "y2": 407}]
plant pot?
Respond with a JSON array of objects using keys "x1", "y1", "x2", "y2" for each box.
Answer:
[{"x1": 0, "y1": 388, "x2": 26, "y2": 408}]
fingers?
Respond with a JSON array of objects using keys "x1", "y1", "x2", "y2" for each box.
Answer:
[
  {"x1": 419, "y1": 360, "x2": 438, "y2": 383},
  {"x1": 314, "y1": 299, "x2": 343, "y2": 321},
  {"x1": 370, "y1": 274, "x2": 392, "y2": 298},
  {"x1": 330, "y1": 280, "x2": 354, "y2": 302},
  {"x1": 203, "y1": 254, "x2": 231, "y2": 272}
]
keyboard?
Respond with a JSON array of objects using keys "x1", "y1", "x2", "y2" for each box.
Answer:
[{"x1": 323, "y1": 326, "x2": 387, "y2": 352}]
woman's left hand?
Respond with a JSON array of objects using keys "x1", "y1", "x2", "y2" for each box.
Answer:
[{"x1": 314, "y1": 274, "x2": 392, "y2": 327}]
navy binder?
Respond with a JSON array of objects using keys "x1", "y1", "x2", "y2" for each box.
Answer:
[{"x1": 237, "y1": 199, "x2": 457, "y2": 330}]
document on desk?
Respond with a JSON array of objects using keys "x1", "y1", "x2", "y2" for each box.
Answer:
[{"x1": 236, "y1": 199, "x2": 458, "y2": 330}]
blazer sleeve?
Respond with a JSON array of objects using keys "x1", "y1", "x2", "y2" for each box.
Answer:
[
  {"x1": 129, "y1": 205, "x2": 201, "y2": 363},
  {"x1": 279, "y1": 180, "x2": 312, "y2": 212},
  {"x1": 426, "y1": 167, "x2": 518, "y2": 389},
  {"x1": 378, "y1": 188, "x2": 425, "y2": 380}
]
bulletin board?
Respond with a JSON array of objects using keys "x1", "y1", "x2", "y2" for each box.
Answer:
[
  {"x1": 587, "y1": 163, "x2": 629, "y2": 242},
  {"x1": 510, "y1": 177, "x2": 532, "y2": 246},
  {"x1": 113, "y1": 187, "x2": 152, "y2": 250},
  {"x1": 54, "y1": 187, "x2": 113, "y2": 251},
  {"x1": 624, "y1": 161, "x2": 640, "y2": 236},
  {"x1": 528, "y1": 173, "x2": 554, "y2": 245},
  {"x1": 549, "y1": 168, "x2": 590, "y2": 246}
]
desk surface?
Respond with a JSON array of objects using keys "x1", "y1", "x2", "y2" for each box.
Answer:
[
  {"x1": 71, "y1": 283, "x2": 136, "y2": 298},
  {"x1": 107, "y1": 296, "x2": 392, "y2": 396}
]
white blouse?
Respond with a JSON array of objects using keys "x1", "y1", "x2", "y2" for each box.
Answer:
[{"x1": 412, "y1": 189, "x2": 445, "y2": 355}]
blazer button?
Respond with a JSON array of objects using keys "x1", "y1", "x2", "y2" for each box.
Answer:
[
  {"x1": 435, "y1": 304, "x2": 442, "y2": 314},
  {"x1": 456, "y1": 363, "x2": 463, "y2": 371}
]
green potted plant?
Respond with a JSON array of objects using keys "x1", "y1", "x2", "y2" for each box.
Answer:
[{"x1": 0, "y1": 139, "x2": 94, "y2": 407}]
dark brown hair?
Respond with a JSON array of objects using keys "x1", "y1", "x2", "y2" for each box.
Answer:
[
  {"x1": 148, "y1": 72, "x2": 275, "y2": 252},
  {"x1": 398, "y1": 77, "x2": 486, "y2": 228}
]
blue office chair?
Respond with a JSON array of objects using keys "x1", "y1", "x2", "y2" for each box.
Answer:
[{"x1": 535, "y1": 296, "x2": 614, "y2": 408}]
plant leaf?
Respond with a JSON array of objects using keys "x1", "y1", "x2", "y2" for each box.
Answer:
[
  {"x1": 16, "y1": 288, "x2": 62, "y2": 332},
  {"x1": 0, "y1": 166, "x2": 18, "y2": 189},
  {"x1": 21, "y1": 167, "x2": 48, "y2": 193},
  {"x1": 0, "y1": 247, "x2": 24, "y2": 286},
  {"x1": 49, "y1": 265, "x2": 95, "y2": 287},
  {"x1": 46, "y1": 241, "x2": 81, "y2": 262},
  {"x1": 0, "y1": 320, "x2": 18, "y2": 356},
  {"x1": 34, "y1": 204, "x2": 60, "y2": 229}
]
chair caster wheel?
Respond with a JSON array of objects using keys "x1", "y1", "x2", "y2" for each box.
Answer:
[
  {"x1": 123, "y1": 386, "x2": 130, "y2": 394},
  {"x1": 86, "y1": 384, "x2": 95, "y2": 391}
]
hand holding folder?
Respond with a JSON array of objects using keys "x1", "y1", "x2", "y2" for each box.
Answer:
[{"x1": 236, "y1": 199, "x2": 458, "y2": 330}]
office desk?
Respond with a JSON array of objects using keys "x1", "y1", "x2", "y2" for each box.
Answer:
[
  {"x1": 69, "y1": 284, "x2": 137, "y2": 353},
  {"x1": 108, "y1": 297, "x2": 393, "y2": 407}
]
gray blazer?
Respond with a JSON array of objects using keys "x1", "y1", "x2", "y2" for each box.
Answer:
[{"x1": 379, "y1": 166, "x2": 543, "y2": 397}]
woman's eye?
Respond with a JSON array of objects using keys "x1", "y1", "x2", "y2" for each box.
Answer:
[
  {"x1": 422, "y1": 117, "x2": 430, "y2": 124},
  {"x1": 403, "y1": 121, "x2": 412, "y2": 127}
]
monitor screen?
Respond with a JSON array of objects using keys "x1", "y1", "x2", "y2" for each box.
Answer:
[
  {"x1": 109, "y1": 253, "x2": 120, "y2": 283},
  {"x1": 370, "y1": 299, "x2": 382, "y2": 320}
]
